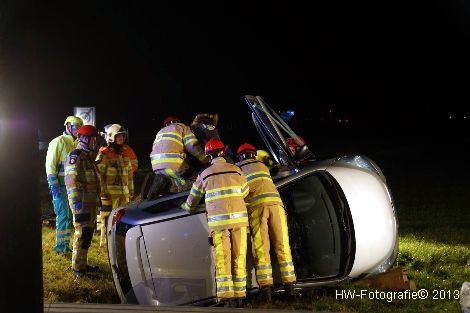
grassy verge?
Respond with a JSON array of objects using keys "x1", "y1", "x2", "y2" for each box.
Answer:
[{"x1": 42, "y1": 225, "x2": 119, "y2": 303}]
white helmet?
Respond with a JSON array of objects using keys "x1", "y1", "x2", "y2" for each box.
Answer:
[{"x1": 106, "y1": 124, "x2": 127, "y2": 144}]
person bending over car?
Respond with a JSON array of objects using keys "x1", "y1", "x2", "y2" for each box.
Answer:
[
  {"x1": 150, "y1": 115, "x2": 209, "y2": 194},
  {"x1": 236, "y1": 143, "x2": 297, "y2": 302},
  {"x1": 182, "y1": 138, "x2": 249, "y2": 308},
  {"x1": 65, "y1": 125, "x2": 101, "y2": 279}
]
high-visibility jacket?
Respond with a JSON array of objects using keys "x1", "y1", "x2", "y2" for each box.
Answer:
[
  {"x1": 150, "y1": 122, "x2": 208, "y2": 174},
  {"x1": 45, "y1": 132, "x2": 77, "y2": 187},
  {"x1": 64, "y1": 147, "x2": 101, "y2": 226},
  {"x1": 96, "y1": 145, "x2": 134, "y2": 197},
  {"x1": 183, "y1": 157, "x2": 249, "y2": 231},
  {"x1": 236, "y1": 159, "x2": 283, "y2": 212}
]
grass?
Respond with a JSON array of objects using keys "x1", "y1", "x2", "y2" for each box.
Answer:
[
  {"x1": 42, "y1": 225, "x2": 119, "y2": 304},
  {"x1": 42, "y1": 150, "x2": 470, "y2": 312}
]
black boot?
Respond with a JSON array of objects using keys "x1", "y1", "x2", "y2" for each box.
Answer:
[
  {"x1": 223, "y1": 299, "x2": 236, "y2": 307},
  {"x1": 235, "y1": 298, "x2": 245, "y2": 308},
  {"x1": 259, "y1": 285, "x2": 272, "y2": 303},
  {"x1": 284, "y1": 283, "x2": 297, "y2": 301}
]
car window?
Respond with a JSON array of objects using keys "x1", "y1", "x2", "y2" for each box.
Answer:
[{"x1": 279, "y1": 172, "x2": 344, "y2": 279}]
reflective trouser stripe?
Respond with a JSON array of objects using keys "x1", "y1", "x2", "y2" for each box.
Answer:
[
  {"x1": 233, "y1": 227, "x2": 247, "y2": 298},
  {"x1": 212, "y1": 227, "x2": 247, "y2": 299},
  {"x1": 250, "y1": 204, "x2": 296, "y2": 286},
  {"x1": 99, "y1": 194, "x2": 129, "y2": 247},
  {"x1": 72, "y1": 226, "x2": 94, "y2": 271},
  {"x1": 52, "y1": 189, "x2": 73, "y2": 253},
  {"x1": 213, "y1": 230, "x2": 234, "y2": 299}
]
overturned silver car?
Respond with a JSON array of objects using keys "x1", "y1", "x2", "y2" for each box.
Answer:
[{"x1": 106, "y1": 95, "x2": 398, "y2": 305}]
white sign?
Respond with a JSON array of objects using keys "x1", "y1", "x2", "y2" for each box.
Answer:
[{"x1": 74, "y1": 107, "x2": 96, "y2": 126}]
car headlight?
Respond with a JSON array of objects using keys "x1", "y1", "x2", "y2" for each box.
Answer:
[{"x1": 335, "y1": 155, "x2": 384, "y2": 179}]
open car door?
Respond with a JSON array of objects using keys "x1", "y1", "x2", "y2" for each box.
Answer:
[{"x1": 244, "y1": 95, "x2": 315, "y2": 170}]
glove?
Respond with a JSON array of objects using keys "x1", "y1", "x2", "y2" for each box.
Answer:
[
  {"x1": 73, "y1": 201, "x2": 82, "y2": 210},
  {"x1": 181, "y1": 202, "x2": 191, "y2": 211},
  {"x1": 49, "y1": 185, "x2": 61, "y2": 200},
  {"x1": 101, "y1": 196, "x2": 112, "y2": 212},
  {"x1": 100, "y1": 204, "x2": 113, "y2": 212}
]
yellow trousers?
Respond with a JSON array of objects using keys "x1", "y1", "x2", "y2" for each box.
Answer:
[
  {"x1": 99, "y1": 194, "x2": 129, "y2": 247},
  {"x1": 71, "y1": 204, "x2": 97, "y2": 271},
  {"x1": 212, "y1": 227, "x2": 247, "y2": 300},
  {"x1": 250, "y1": 204, "x2": 296, "y2": 286}
]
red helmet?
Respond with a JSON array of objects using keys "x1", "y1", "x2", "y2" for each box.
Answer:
[
  {"x1": 77, "y1": 125, "x2": 98, "y2": 137},
  {"x1": 163, "y1": 115, "x2": 180, "y2": 126},
  {"x1": 236, "y1": 143, "x2": 257, "y2": 158},
  {"x1": 205, "y1": 138, "x2": 225, "y2": 156},
  {"x1": 287, "y1": 136, "x2": 305, "y2": 148}
]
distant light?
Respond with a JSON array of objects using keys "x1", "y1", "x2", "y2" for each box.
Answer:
[
  {"x1": 286, "y1": 110, "x2": 295, "y2": 116},
  {"x1": 345, "y1": 119, "x2": 349, "y2": 123},
  {"x1": 339, "y1": 119, "x2": 342, "y2": 123},
  {"x1": 464, "y1": 116, "x2": 467, "y2": 119},
  {"x1": 449, "y1": 116, "x2": 452, "y2": 119}
]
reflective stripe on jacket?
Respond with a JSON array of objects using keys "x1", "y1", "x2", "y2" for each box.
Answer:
[
  {"x1": 184, "y1": 157, "x2": 249, "y2": 231},
  {"x1": 236, "y1": 159, "x2": 283, "y2": 211},
  {"x1": 65, "y1": 149, "x2": 101, "y2": 208},
  {"x1": 96, "y1": 146, "x2": 134, "y2": 196},
  {"x1": 45, "y1": 133, "x2": 76, "y2": 187},
  {"x1": 150, "y1": 123, "x2": 208, "y2": 173}
]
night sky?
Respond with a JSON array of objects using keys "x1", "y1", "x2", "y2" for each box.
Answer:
[{"x1": 2, "y1": 1, "x2": 470, "y2": 157}]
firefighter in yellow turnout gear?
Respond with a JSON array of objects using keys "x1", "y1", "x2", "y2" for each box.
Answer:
[
  {"x1": 96, "y1": 124, "x2": 135, "y2": 247},
  {"x1": 182, "y1": 138, "x2": 249, "y2": 308},
  {"x1": 236, "y1": 143, "x2": 297, "y2": 302},
  {"x1": 151, "y1": 115, "x2": 208, "y2": 193},
  {"x1": 64, "y1": 125, "x2": 101, "y2": 279}
]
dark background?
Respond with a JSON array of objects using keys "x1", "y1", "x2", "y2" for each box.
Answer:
[
  {"x1": 2, "y1": 1, "x2": 469, "y2": 163},
  {"x1": 1, "y1": 2, "x2": 469, "y2": 312}
]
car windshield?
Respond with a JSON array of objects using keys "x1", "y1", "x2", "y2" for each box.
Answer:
[{"x1": 278, "y1": 171, "x2": 346, "y2": 280}]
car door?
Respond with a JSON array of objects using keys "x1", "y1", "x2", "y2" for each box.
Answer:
[{"x1": 244, "y1": 95, "x2": 312, "y2": 168}]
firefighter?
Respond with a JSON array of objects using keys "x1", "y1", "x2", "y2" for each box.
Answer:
[
  {"x1": 96, "y1": 124, "x2": 135, "y2": 248},
  {"x1": 256, "y1": 149, "x2": 274, "y2": 169},
  {"x1": 150, "y1": 115, "x2": 208, "y2": 194},
  {"x1": 190, "y1": 113, "x2": 220, "y2": 146},
  {"x1": 181, "y1": 138, "x2": 249, "y2": 308},
  {"x1": 45, "y1": 115, "x2": 83, "y2": 255},
  {"x1": 236, "y1": 143, "x2": 297, "y2": 302},
  {"x1": 286, "y1": 136, "x2": 305, "y2": 156},
  {"x1": 64, "y1": 125, "x2": 101, "y2": 279}
]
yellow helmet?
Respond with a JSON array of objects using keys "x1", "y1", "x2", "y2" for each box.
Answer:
[
  {"x1": 64, "y1": 115, "x2": 83, "y2": 126},
  {"x1": 256, "y1": 149, "x2": 274, "y2": 168}
]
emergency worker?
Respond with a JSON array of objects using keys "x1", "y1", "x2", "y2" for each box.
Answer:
[
  {"x1": 286, "y1": 136, "x2": 305, "y2": 156},
  {"x1": 96, "y1": 124, "x2": 135, "y2": 247},
  {"x1": 236, "y1": 143, "x2": 297, "y2": 302},
  {"x1": 64, "y1": 125, "x2": 101, "y2": 279},
  {"x1": 150, "y1": 115, "x2": 208, "y2": 193},
  {"x1": 190, "y1": 113, "x2": 220, "y2": 145},
  {"x1": 256, "y1": 149, "x2": 274, "y2": 169},
  {"x1": 45, "y1": 116, "x2": 83, "y2": 254},
  {"x1": 182, "y1": 138, "x2": 249, "y2": 308}
]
